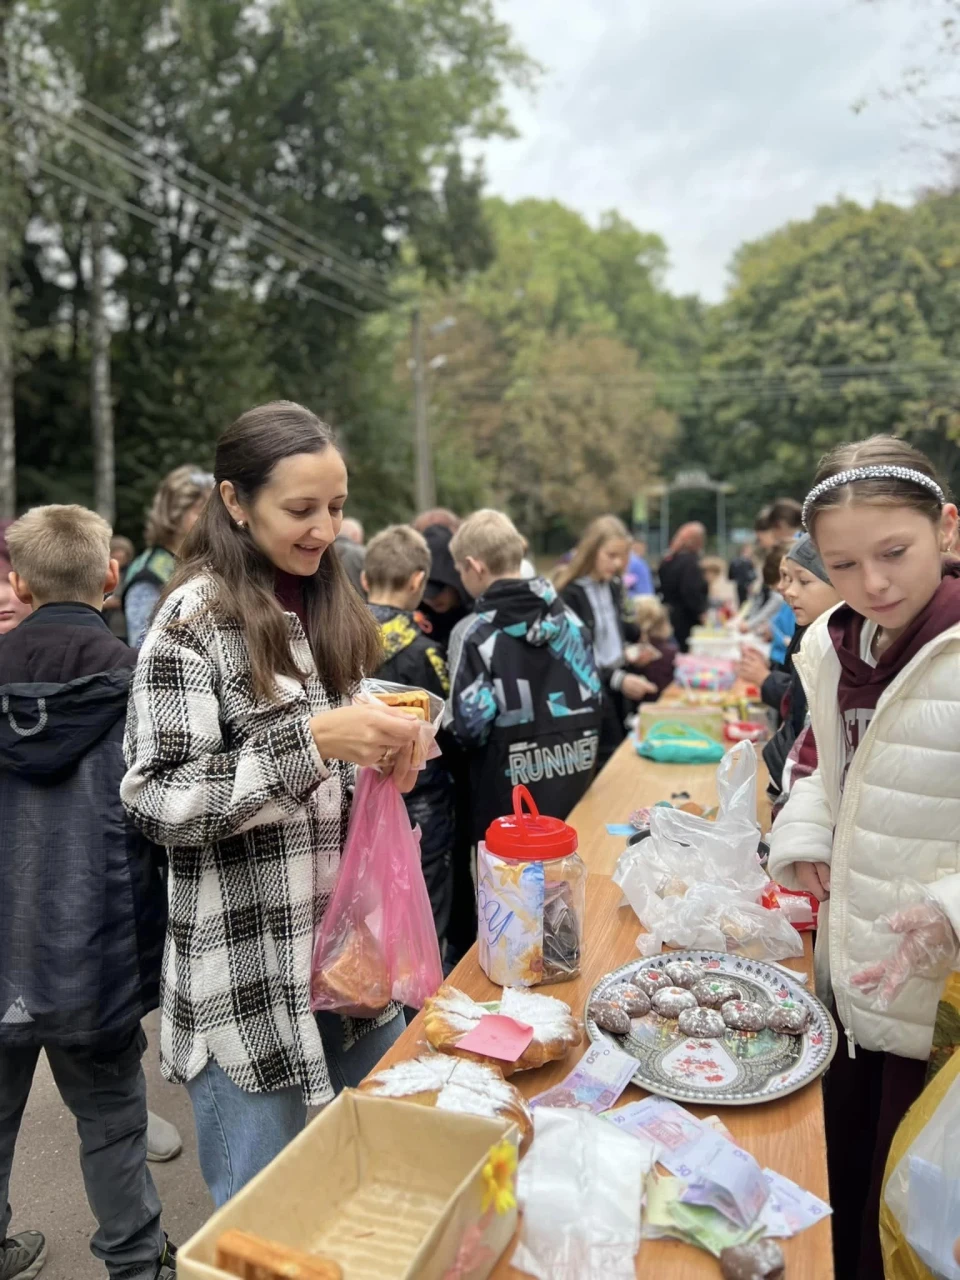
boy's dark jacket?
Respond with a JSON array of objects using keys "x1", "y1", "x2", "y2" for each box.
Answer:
[
  {"x1": 762, "y1": 625, "x2": 808, "y2": 795},
  {"x1": 0, "y1": 603, "x2": 166, "y2": 1046},
  {"x1": 368, "y1": 603, "x2": 455, "y2": 871},
  {"x1": 445, "y1": 577, "x2": 603, "y2": 842}
]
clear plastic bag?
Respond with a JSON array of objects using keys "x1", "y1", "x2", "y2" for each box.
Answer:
[
  {"x1": 513, "y1": 1108, "x2": 656, "y2": 1280},
  {"x1": 354, "y1": 677, "x2": 444, "y2": 771},
  {"x1": 614, "y1": 743, "x2": 802, "y2": 961},
  {"x1": 849, "y1": 880, "x2": 959, "y2": 1012},
  {"x1": 885, "y1": 1061, "x2": 960, "y2": 1279},
  {"x1": 310, "y1": 766, "x2": 443, "y2": 1017},
  {"x1": 632, "y1": 883, "x2": 803, "y2": 961},
  {"x1": 615, "y1": 742, "x2": 766, "y2": 907}
]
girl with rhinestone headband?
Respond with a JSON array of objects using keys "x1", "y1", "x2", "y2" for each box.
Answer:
[{"x1": 768, "y1": 435, "x2": 960, "y2": 1278}]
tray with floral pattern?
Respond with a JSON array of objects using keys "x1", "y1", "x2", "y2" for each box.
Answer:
[{"x1": 585, "y1": 951, "x2": 837, "y2": 1106}]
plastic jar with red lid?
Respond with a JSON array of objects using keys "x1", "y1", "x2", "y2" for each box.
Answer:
[{"x1": 477, "y1": 784, "x2": 586, "y2": 987}]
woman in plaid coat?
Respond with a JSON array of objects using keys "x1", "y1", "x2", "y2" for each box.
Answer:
[{"x1": 122, "y1": 402, "x2": 421, "y2": 1206}]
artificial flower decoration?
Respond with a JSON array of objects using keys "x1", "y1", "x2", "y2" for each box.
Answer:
[{"x1": 481, "y1": 1139, "x2": 518, "y2": 1216}]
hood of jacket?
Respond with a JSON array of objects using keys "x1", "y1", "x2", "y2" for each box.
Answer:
[
  {"x1": 474, "y1": 576, "x2": 569, "y2": 647},
  {"x1": 0, "y1": 668, "x2": 131, "y2": 779}
]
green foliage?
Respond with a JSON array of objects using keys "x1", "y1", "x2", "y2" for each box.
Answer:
[
  {"x1": 671, "y1": 192, "x2": 960, "y2": 524},
  {"x1": 9, "y1": 0, "x2": 532, "y2": 536}
]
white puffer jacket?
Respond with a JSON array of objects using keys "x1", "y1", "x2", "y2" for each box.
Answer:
[{"x1": 768, "y1": 610, "x2": 960, "y2": 1060}]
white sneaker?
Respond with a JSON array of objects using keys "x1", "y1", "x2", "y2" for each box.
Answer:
[{"x1": 146, "y1": 1111, "x2": 182, "y2": 1163}]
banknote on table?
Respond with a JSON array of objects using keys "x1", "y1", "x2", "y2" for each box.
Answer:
[
  {"x1": 644, "y1": 1171, "x2": 765, "y2": 1256},
  {"x1": 530, "y1": 1041, "x2": 638, "y2": 1112},
  {"x1": 608, "y1": 1096, "x2": 768, "y2": 1229},
  {"x1": 760, "y1": 1167, "x2": 832, "y2": 1236},
  {"x1": 678, "y1": 1132, "x2": 769, "y2": 1229}
]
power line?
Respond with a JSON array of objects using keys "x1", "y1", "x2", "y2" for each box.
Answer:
[
  {"x1": 0, "y1": 136, "x2": 370, "y2": 320},
  {"x1": 74, "y1": 89, "x2": 394, "y2": 302},
  {"x1": 0, "y1": 80, "x2": 394, "y2": 310}
]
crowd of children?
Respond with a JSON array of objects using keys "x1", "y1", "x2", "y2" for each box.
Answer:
[{"x1": 1, "y1": 418, "x2": 959, "y2": 1280}]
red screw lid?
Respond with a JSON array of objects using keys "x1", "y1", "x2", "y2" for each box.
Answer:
[{"x1": 484, "y1": 785, "x2": 579, "y2": 861}]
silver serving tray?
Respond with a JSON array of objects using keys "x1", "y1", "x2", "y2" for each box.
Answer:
[{"x1": 585, "y1": 950, "x2": 837, "y2": 1106}]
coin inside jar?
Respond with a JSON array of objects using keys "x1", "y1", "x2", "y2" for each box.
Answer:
[
  {"x1": 609, "y1": 983, "x2": 651, "y2": 1017},
  {"x1": 721, "y1": 999, "x2": 766, "y2": 1032},
  {"x1": 664, "y1": 960, "x2": 704, "y2": 989},
  {"x1": 678, "y1": 1006, "x2": 726, "y2": 1038},
  {"x1": 652, "y1": 986, "x2": 698, "y2": 1019},
  {"x1": 692, "y1": 978, "x2": 743, "y2": 1009},
  {"x1": 588, "y1": 999, "x2": 631, "y2": 1035}
]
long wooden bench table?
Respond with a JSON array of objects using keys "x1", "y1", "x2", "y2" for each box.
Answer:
[{"x1": 371, "y1": 738, "x2": 833, "y2": 1278}]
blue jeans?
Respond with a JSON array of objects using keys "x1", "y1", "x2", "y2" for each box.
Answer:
[{"x1": 185, "y1": 1012, "x2": 405, "y2": 1207}]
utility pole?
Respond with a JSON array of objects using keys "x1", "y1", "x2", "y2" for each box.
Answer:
[
  {"x1": 89, "y1": 211, "x2": 115, "y2": 523},
  {"x1": 0, "y1": 4, "x2": 16, "y2": 521},
  {"x1": 411, "y1": 306, "x2": 435, "y2": 512}
]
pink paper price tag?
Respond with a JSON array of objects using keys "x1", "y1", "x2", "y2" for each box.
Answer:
[{"x1": 456, "y1": 1014, "x2": 534, "y2": 1062}]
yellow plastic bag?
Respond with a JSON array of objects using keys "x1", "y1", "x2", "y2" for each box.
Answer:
[{"x1": 881, "y1": 971, "x2": 960, "y2": 1278}]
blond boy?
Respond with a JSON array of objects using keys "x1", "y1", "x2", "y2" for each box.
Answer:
[
  {"x1": 444, "y1": 509, "x2": 603, "y2": 842},
  {"x1": 0, "y1": 506, "x2": 172, "y2": 1280}
]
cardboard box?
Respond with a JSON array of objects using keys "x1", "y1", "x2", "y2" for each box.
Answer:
[{"x1": 178, "y1": 1092, "x2": 519, "y2": 1280}]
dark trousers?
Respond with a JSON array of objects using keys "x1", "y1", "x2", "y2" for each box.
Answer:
[
  {"x1": 824, "y1": 1016, "x2": 927, "y2": 1280},
  {"x1": 597, "y1": 686, "x2": 628, "y2": 770},
  {"x1": 0, "y1": 1026, "x2": 163, "y2": 1279}
]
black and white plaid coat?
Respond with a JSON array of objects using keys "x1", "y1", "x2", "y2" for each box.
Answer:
[{"x1": 122, "y1": 573, "x2": 397, "y2": 1104}]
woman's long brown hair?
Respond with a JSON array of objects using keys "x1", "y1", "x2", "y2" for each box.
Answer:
[
  {"x1": 162, "y1": 401, "x2": 381, "y2": 701},
  {"x1": 553, "y1": 515, "x2": 629, "y2": 592}
]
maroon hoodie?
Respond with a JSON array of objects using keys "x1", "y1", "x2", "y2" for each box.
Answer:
[{"x1": 828, "y1": 561, "x2": 960, "y2": 782}]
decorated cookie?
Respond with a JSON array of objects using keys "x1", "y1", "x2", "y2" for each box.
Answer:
[
  {"x1": 609, "y1": 983, "x2": 651, "y2": 1018},
  {"x1": 720, "y1": 1240, "x2": 785, "y2": 1280},
  {"x1": 721, "y1": 999, "x2": 767, "y2": 1032},
  {"x1": 589, "y1": 999, "x2": 632, "y2": 1035},
  {"x1": 765, "y1": 1002, "x2": 811, "y2": 1035},
  {"x1": 652, "y1": 986, "x2": 699, "y2": 1019},
  {"x1": 665, "y1": 960, "x2": 704, "y2": 989},
  {"x1": 678, "y1": 1006, "x2": 726, "y2": 1038},
  {"x1": 633, "y1": 969, "x2": 672, "y2": 997},
  {"x1": 692, "y1": 978, "x2": 743, "y2": 1009}
]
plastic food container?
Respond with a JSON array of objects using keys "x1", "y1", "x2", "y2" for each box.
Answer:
[{"x1": 477, "y1": 785, "x2": 586, "y2": 988}]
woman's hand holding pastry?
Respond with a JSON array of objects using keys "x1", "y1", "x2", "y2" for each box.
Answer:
[{"x1": 309, "y1": 703, "x2": 420, "y2": 769}]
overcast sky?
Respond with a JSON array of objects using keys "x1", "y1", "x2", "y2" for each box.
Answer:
[{"x1": 480, "y1": 0, "x2": 949, "y2": 300}]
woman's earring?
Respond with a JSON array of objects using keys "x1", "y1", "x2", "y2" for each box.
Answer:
[{"x1": 236, "y1": 520, "x2": 245, "y2": 529}]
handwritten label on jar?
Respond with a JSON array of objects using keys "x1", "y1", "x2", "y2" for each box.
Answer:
[{"x1": 477, "y1": 845, "x2": 546, "y2": 987}]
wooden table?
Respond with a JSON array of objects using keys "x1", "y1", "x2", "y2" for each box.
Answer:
[{"x1": 371, "y1": 739, "x2": 833, "y2": 1278}]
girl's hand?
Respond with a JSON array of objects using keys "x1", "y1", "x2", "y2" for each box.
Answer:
[
  {"x1": 622, "y1": 673, "x2": 658, "y2": 701},
  {"x1": 851, "y1": 900, "x2": 958, "y2": 1009},
  {"x1": 309, "y1": 703, "x2": 421, "y2": 769},
  {"x1": 738, "y1": 650, "x2": 770, "y2": 686},
  {"x1": 793, "y1": 860, "x2": 831, "y2": 902}
]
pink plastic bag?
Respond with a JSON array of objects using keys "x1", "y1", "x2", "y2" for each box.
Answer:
[{"x1": 310, "y1": 766, "x2": 443, "y2": 1018}]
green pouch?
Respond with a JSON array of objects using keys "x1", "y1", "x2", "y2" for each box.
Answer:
[{"x1": 636, "y1": 722, "x2": 726, "y2": 764}]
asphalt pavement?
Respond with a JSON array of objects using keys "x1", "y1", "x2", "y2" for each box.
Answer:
[{"x1": 8, "y1": 1011, "x2": 211, "y2": 1280}]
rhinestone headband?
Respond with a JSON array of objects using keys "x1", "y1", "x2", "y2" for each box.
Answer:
[{"x1": 802, "y1": 466, "x2": 945, "y2": 529}]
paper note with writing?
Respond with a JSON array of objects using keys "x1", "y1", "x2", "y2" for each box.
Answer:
[
  {"x1": 530, "y1": 1042, "x2": 638, "y2": 1112},
  {"x1": 456, "y1": 1014, "x2": 533, "y2": 1062}
]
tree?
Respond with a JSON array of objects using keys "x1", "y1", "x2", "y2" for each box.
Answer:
[
  {"x1": 8, "y1": 0, "x2": 533, "y2": 532},
  {"x1": 674, "y1": 193, "x2": 960, "y2": 523}
]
